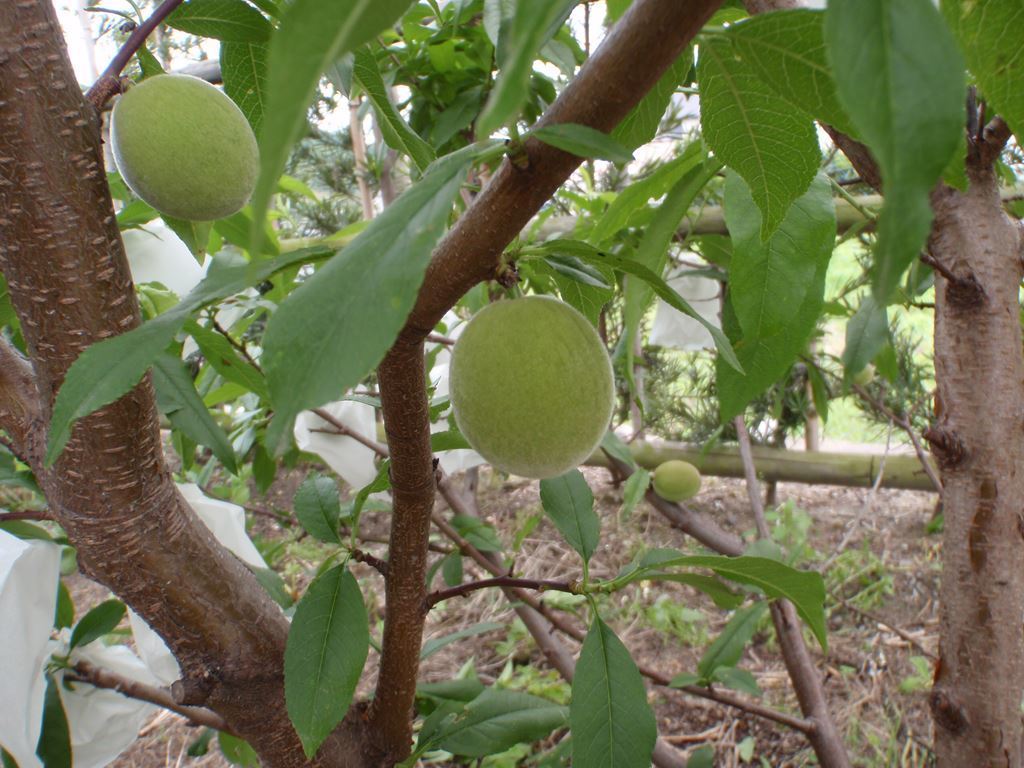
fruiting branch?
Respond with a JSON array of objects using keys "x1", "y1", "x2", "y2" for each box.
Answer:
[
  {"x1": 66, "y1": 660, "x2": 233, "y2": 734},
  {"x1": 86, "y1": 0, "x2": 186, "y2": 110}
]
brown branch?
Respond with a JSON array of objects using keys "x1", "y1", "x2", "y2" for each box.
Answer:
[
  {"x1": 852, "y1": 383, "x2": 942, "y2": 493},
  {"x1": 68, "y1": 660, "x2": 233, "y2": 734},
  {"x1": 311, "y1": 408, "x2": 390, "y2": 457},
  {"x1": 350, "y1": 547, "x2": 388, "y2": 577},
  {"x1": 426, "y1": 575, "x2": 579, "y2": 608},
  {"x1": 0, "y1": 509, "x2": 54, "y2": 522},
  {"x1": 733, "y1": 418, "x2": 852, "y2": 768},
  {"x1": 212, "y1": 319, "x2": 261, "y2": 370},
  {"x1": 349, "y1": 97, "x2": 376, "y2": 221},
  {"x1": 0, "y1": 338, "x2": 40, "y2": 460},
  {"x1": 85, "y1": 0, "x2": 186, "y2": 110}
]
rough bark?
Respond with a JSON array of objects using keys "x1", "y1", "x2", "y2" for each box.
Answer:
[
  {"x1": 367, "y1": 0, "x2": 724, "y2": 760},
  {"x1": 0, "y1": 3, "x2": 373, "y2": 765},
  {"x1": 927, "y1": 163, "x2": 1024, "y2": 766}
]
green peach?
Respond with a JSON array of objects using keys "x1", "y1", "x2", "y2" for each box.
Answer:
[
  {"x1": 110, "y1": 75, "x2": 258, "y2": 221},
  {"x1": 449, "y1": 296, "x2": 614, "y2": 479},
  {"x1": 652, "y1": 460, "x2": 702, "y2": 502}
]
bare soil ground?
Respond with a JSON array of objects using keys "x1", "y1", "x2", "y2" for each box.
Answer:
[{"x1": 73, "y1": 464, "x2": 940, "y2": 768}]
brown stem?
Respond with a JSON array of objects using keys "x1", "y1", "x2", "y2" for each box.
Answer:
[
  {"x1": 0, "y1": 338, "x2": 41, "y2": 459},
  {"x1": 733, "y1": 418, "x2": 851, "y2": 768},
  {"x1": 68, "y1": 660, "x2": 232, "y2": 734},
  {"x1": 426, "y1": 575, "x2": 579, "y2": 607},
  {"x1": 0, "y1": 509, "x2": 54, "y2": 522},
  {"x1": 349, "y1": 97, "x2": 376, "y2": 221},
  {"x1": 852, "y1": 383, "x2": 942, "y2": 493},
  {"x1": 212, "y1": 319, "x2": 261, "y2": 370},
  {"x1": 85, "y1": 0, "x2": 185, "y2": 110}
]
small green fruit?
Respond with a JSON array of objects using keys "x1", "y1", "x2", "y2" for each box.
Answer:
[
  {"x1": 110, "y1": 75, "x2": 259, "y2": 221},
  {"x1": 652, "y1": 460, "x2": 701, "y2": 502},
  {"x1": 851, "y1": 363, "x2": 875, "y2": 388},
  {"x1": 449, "y1": 296, "x2": 614, "y2": 479}
]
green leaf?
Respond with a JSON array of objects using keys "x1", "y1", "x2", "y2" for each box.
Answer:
[
  {"x1": 715, "y1": 173, "x2": 836, "y2": 420},
  {"x1": 153, "y1": 352, "x2": 239, "y2": 473},
  {"x1": 728, "y1": 10, "x2": 857, "y2": 136},
  {"x1": 583, "y1": 250, "x2": 743, "y2": 373},
  {"x1": 825, "y1": 0, "x2": 965, "y2": 302},
  {"x1": 612, "y1": 51, "x2": 692, "y2": 151},
  {"x1": 261, "y1": 149, "x2": 472, "y2": 449},
  {"x1": 697, "y1": 602, "x2": 769, "y2": 679},
  {"x1": 167, "y1": 0, "x2": 272, "y2": 42},
  {"x1": 699, "y1": 36, "x2": 820, "y2": 240},
  {"x1": 185, "y1": 320, "x2": 270, "y2": 400},
  {"x1": 620, "y1": 468, "x2": 649, "y2": 520},
  {"x1": 293, "y1": 474, "x2": 342, "y2": 543},
  {"x1": 655, "y1": 573, "x2": 743, "y2": 610},
  {"x1": 252, "y1": 0, "x2": 413, "y2": 248},
  {"x1": 36, "y1": 675, "x2": 71, "y2": 768},
  {"x1": 55, "y1": 580, "x2": 75, "y2": 630},
  {"x1": 250, "y1": 565, "x2": 294, "y2": 608},
  {"x1": 45, "y1": 246, "x2": 331, "y2": 466},
  {"x1": 842, "y1": 294, "x2": 889, "y2": 375},
  {"x1": 532, "y1": 123, "x2": 634, "y2": 163},
  {"x1": 451, "y1": 515, "x2": 503, "y2": 553},
  {"x1": 600, "y1": 430, "x2": 636, "y2": 470},
  {"x1": 136, "y1": 46, "x2": 166, "y2": 79},
  {"x1": 589, "y1": 145, "x2": 704, "y2": 246},
  {"x1": 430, "y1": 430, "x2": 472, "y2": 453},
  {"x1": 686, "y1": 745, "x2": 715, "y2": 768},
  {"x1": 221, "y1": 41, "x2": 269, "y2": 136},
  {"x1": 621, "y1": 158, "x2": 724, "y2": 378},
  {"x1": 218, "y1": 733, "x2": 259, "y2": 767},
  {"x1": 477, "y1": 0, "x2": 575, "y2": 135},
  {"x1": 161, "y1": 216, "x2": 211, "y2": 263},
  {"x1": 69, "y1": 598, "x2": 126, "y2": 650},
  {"x1": 942, "y1": 0, "x2": 1024, "y2": 147},
  {"x1": 436, "y1": 688, "x2": 568, "y2": 758},
  {"x1": 285, "y1": 565, "x2": 369, "y2": 758},
  {"x1": 710, "y1": 667, "x2": 761, "y2": 697},
  {"x1": 441, "y1": 552, "x2": 463, "y2": 587},
  {"x1": 644, "y1": 554, "x2": 827, "y2": 650},
  {"x1": 571, "y1": 616, "x2": 657, "y2": 768},
  {"x1": 421, "y1": 622, "x2": 504, "y2": 660},
  {"x1": 539, "y1": 470, "x2": 600, "y2": 565},
  {"x1": 353, "y1": 47, "x2": 435, "y2": 173}
]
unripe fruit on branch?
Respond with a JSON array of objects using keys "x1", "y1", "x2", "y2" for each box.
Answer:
[
  {"x1": 652, "y1": 460, "x2": 701, "y2": 502},
  {"x1": 449, "y1": 296, "x2": 614, "y2": 479},
  {"x1": 110, "y1": 75, "x2": 259, "y2": 222}
]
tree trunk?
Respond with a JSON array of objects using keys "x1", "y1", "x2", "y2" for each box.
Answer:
[
  {"x1": 0, "y1": 4, "x2": 374, "y2": 765},
  {"x1": 928, "y1": 160, "x2": 1024, "y2": 765}
]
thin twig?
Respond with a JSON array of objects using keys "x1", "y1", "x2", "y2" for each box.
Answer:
[
  {"x1": 212, "y1": 319, "x2": 261, "y2": 370},
  {"x1": 426, "y1": 333, "x2": 456, "y2": 346},
  {"x1": 426, "y1": 575, "x2": 579, "y2": 607},
  {"x1": 853, "y1": 383, "x2": 942, "y2": 493},
  {"x1": 310, "y1": 408, "x2": 390, "y2": 457},
  {"x1": 830, "y1": 593, "x2": 936, "y2": 661},
  {"x1": 85, "y1": 0, "x2": 186, "y2": 110},
  {"x1": 350, "y1": 547, "x2": 388, "y2": 577},
  {"x1": 0, "y1": 509, "x2": 53, "y2": 522},
  {"x1": 67, "y1": 660, "x2": 232, "y2": 734}
]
